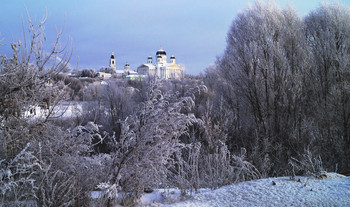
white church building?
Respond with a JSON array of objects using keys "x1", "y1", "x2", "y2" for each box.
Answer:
[
  {"x1": 102, "y1": 48, "x2": 184, "y2": 80},
  {"x1": 137, "y1": 48, "x2": 185, "y2": 80},
  {"x1": 109, "y1": 51, "x2": 137, "y2": 76},
  {"x1": 98, "y1": 52, "x2": 138, "y2": 79}
]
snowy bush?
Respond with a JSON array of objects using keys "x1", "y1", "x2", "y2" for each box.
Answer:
[
  {"x1": 35, "y1": 166, "x2": 78, "y2": 207},
  {"x1": 0, "y1": 143, "x2": 39, "y2": 206},
  {"x1": 98, "y1": 80, "x2": 199, "y2": 206},
  {"x1": 231, "y1": 148, "x2": 261, "y2": 182},
  {"x1": 171, "y1": 142, "x2": 201, "y2": 195},
  {"x1": 289, "y1": 148, "x2": 325, "y2": 178},
  {"x1": 37, "y1": 123, "x2": 111, "y2": 206},
  {"x1": 0, "y1": 12, "x2": 106, "y2": 206}
]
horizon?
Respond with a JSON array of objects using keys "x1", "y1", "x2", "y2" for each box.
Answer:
[{"x1": 1, "y1": 0, "x2": 349, "y2": 75}]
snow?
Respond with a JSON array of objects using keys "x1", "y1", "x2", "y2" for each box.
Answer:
[
  {"x1": 25, "y1": 101, "x2": 83, "y2": 119},
  {"x1": 136, "y1": 173, "x2": 349, "y2": 207}
]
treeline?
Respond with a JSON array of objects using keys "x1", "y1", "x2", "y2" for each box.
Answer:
[
  {"x1": 208, "y1": 1, "x2": 350, "y2": 175},
  {"x1": 1, "y1": 1, "x2": 349, "y2": 206}
]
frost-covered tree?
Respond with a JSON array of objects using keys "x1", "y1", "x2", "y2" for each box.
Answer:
[
  {"x1": 216, "y1": 0, "x2": 311, "y2": 175},
  {"x1": 304, "y1": 3, "x2": 350, "y2": 170},
  {"x1": 0, "y1": 12, "x2": 100, "y2": 206},
  {"x1": 0, "y1": 12, "x2": 71, "y2": 157},
  {"x1": 80, "y1": 80, "x2": 137, "y2": 142},
  {"x1": 211, "y1": 0, "x2": 350, "y2": 175},
  {"x1": 98, "y1": 80, "x2": 199, "y2": 206}
]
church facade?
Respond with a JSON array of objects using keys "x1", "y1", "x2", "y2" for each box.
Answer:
[{"x1": 137, "y1": 48, "x2": 185, "y2": 80}]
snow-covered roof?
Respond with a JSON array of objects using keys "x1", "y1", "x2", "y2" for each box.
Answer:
[
  {"x1": 138, "y1": 64, "x2": 156, "y2": 69},
  {"x1": 115, "y1": 70, "x2": 124, "y2": 74},
  {"x1": 126, "y1": 74, "x2": 145, "y2": 78},
  {"x1": 166, "y1": 63, "x2": 181, "y2": 68}
]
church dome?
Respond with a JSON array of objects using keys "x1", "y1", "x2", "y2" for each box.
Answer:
[
  {"x1": 125, "y1": 62, "x2": 130, "y2": 66},
  {"x1": 156, "y1": 48, "x2": 166, "y2": 56}
]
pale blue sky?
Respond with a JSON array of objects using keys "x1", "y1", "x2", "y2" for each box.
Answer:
[{"x1": 0, "y1": 0, "x2": 349, "y2": 74}]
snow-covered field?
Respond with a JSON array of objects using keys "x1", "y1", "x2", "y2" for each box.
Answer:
[
  {"x1": 132, "y1": 173, "x2": 349, "y2": 207},
  {"x1": 25, "y1": 101, "x2": 84, "y2": 119}
]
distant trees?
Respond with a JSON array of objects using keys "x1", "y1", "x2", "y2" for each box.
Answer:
[
  {"x1": 100, "y1": 67, "x2": 116, "y2": 74},
  {"x1": 81, "y1": 68, "x2": 97, "y2": 78}
]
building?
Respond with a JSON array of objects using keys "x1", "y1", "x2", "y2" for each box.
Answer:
[
  {"x1": 100, "y1": 52, "x2": 141, "y2": 79},
  {"x1": 97, "y1": 72, "x2": 112, "y2": 79},
  {"x1": 110, "y1": 52, "x2": 116, "y2": 69},
  {"x1": 137, "y1": 48, "x2": 185, "y2": 80}
]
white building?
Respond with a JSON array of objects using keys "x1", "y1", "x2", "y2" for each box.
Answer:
[
  {"x1": 101, "y1": 52, "x2": 140, "y2": 79},
  {"x1": 137, "y1": 48, "x2": 185, "y2": 80},
  {"x1": 97, "y1": 72, "x2": 112, "y2": 79},
  {"x1": 110, "y1": 51, "x2": 116, "y2": 69}
]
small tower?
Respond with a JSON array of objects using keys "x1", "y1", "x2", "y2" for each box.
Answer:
[
  {"x1": 170, "y1": 55, "x2": 175, "y2": 64},
  {"x1": 110, "y1": 52, "x2": 116, "y2": 69},
  {"x1": 147, "y1": 56, "x2": 153, "y2": 64},
  {"x1": 124, "y1": 62, "x2": 130, "y2": 74}
]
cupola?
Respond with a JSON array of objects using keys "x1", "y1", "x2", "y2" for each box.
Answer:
[
  {"x1": 170, "y1": 55, "x2": 175, "y2": 64},
  {"x1": 147, "y1": 56, "x2": 153, "y2": 64},
  {"x1": 124, "y1": 61, "x2": 130, "y2": 71},
  {"x1": 156, "y1": 47, "x2": 167, "y2": 56}
]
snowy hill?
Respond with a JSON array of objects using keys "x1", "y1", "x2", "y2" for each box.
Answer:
[{"x1": 138, "y1": 173, "x2": 350, "y2": 207}]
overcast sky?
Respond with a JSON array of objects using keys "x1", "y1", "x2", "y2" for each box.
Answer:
[{"x1": 1, "y1": 0, "x2": 349, "y2": 74}]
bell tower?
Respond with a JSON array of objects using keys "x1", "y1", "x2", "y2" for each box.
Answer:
[{"x1": 110, "y1": 52, "x2": 116, "y2": 69}]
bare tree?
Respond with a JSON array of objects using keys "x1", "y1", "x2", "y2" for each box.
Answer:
[
  {"x1": 98, "y1": 80, "x2": 199, "y2": 206},
  {"x1": 0, "y1": 11, "x2": 94, "y2": 206},
  {"x1": 0, "y1": 9, "x2": 71, "y2": 153},
  {"x1": 215, "y1": 1, "x2": 312, "y2": 175},
  {"x1": 304, "y1": 3, "x2": 350, "y2": 171}
]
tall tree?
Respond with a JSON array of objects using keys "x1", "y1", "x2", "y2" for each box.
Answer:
[
  {"x1": 216, "y1": 1, "x2": 311, "y2": 174},
  {"x1": 305, "y1": 3, "x2": 350, "y2": 169}
]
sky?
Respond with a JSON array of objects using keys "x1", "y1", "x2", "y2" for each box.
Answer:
[{"x1": 1, "y1": 0, "x2": 349, "y2": 75}]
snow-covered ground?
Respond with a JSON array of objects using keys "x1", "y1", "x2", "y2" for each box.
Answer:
[
  {"x1": 134, "y1": 173, "x2": 350, "y2": 207},
  {"x1": 25, "y1": 101, "x2": 84, "y2": 119}
]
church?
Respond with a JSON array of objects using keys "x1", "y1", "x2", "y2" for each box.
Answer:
[
  {"x1": 99, "y1": 52, "x2": 138, "y2": 79},
  {"x1": 137, "y1": 48, "x2": 185, "y2": 80}
]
